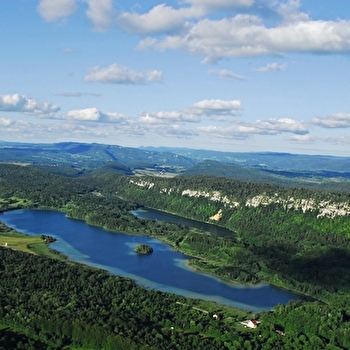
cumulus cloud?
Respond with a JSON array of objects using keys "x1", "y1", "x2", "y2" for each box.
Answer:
[
  {"x1": 85, "y1": 0, "x2": 114, "y2": 32},
  {"x1": 198, "y1": 117, "x2": 308, "y2": 139},
  {"x1": 37, "y1": 0, "x2": 113, "y2": 31},
  {"x1": 197, "y1": 125, "x2": 249, "y2": 139},
  {"x1": 118, "y1": 4, "x2": 191, "y2": 34},
  {"x1": 104, "y1": 112, "x2": 129, "y2": 123},
  {"x1": 65, "y1": 107, "x2": 101, "y2": 121},
  {"x1": 286, "y1": 134, "x2": 316, "y2": 142},
  {"x1": 138, "y1": 111, "x2": 200, "y2": 124},
  {"x1": 0, "y1": 94, "x2": 60, "y2": 116},
  {"x1": 118, "y1": 0, "x2": 255, "y2": 35},
  {"x1": 256, "y1": 62, "x2": 287, "y2": 72},
  {"x1": 208, "y1": 69, "x2": 247, "y2": 81},
  {"x1": 138, "y1": 13, "x2": 350, "y2": 62},
  {"x1": 277, "y1": 0, "x2": 309, "y2": 23},
  {"x1": 253, "y1": 118, "x2": 308, "y2": 134},
  {"x1": 136, "y1": 98, "x2": 243, "y2": 127},
  {"x1": 189, "y1": 99, "x2": 242, "y2": 116},
  {"x1": 0, "y1": 118, "x2": 12, "y2": 126},
  {"x1": 63, "y1": 107, "x2": 129, "y2": 123},
  {"x1": 37, "y1": 0, "x2": 77, "y2": 22},
  {"x1": 84, "y1": 63, "x2": 163, "y2": 84},
  {"x1": 38, "y1": 0, "x2": 350, "y2": 63},
  {"x1": 312, "y1": 113, "x2": 350, "y2": 128}
]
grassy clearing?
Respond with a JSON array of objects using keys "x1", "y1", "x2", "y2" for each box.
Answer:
[
  {"x1": 0, "y1": 234, "x2": 43, "y2": 254},
  {"x1": 0, "y1": 232, "x2": 66, "y2": 260},
  {"x1": 0, "y1": 196, "x2": 32, "y2": 209}
]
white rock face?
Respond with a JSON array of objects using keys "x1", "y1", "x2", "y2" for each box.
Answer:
[
  {"x1": 317, "y1": 200, "x2": 350, "y2": 218},
  {"x1": 129, "y1": 180, "x2": 350, "y2": 219},
  {"x1": 129, "y1": 179, "x2": 154, "y2": 189}
]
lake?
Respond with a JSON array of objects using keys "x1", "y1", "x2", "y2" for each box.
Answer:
[
  {"x1": 0, "y1": 209, "x2": 300, "y2": 311},
  {"x1": 131, "y1": 207, "x2": 236, "y2": 237}
]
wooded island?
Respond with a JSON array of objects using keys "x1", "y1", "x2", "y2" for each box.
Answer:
[{"x1": 134, "y1": 243, "x2": 153, "y2": 254}]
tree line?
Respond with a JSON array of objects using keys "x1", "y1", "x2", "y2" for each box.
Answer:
[{"x1": 1, "y1": 164, "x2": 350, "y2": 348}]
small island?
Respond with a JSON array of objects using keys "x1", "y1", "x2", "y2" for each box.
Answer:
[
  {"x1": 41, "y1": 235, "x2": 57, "y2": 244},
  {"x1": 134, "y1": 244, "x2": 153, "y2": 255}
]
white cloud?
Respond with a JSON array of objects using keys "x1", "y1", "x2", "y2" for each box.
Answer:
[
  {"x1": 37, "y1": 0, "x2": 77, "y2": 22},
  {"x1": 197, "y1": 125, "x2": 249, "y2": 139},
  {"x1": 183, "y1": 0, "x2": 255, "y2": 12},
  {"x1": 312, "y1": 113, "x2": 350, "y2": 128},
  {"x1": 0, "y1": 94, "x2": 60, "y2": 116},
  {"x1": 256, "y1": 62, "x2": 286, "y2": 72},
  {"x1": 286, "y1": 134, "x2": 316, "y2": 142},
  {"x1": 136, "y1": 99, "x2": 242, "y2": 128},
  {"x1": 253, "y1": 118, "x2": 308, "y2": 134},
  {"x1": 208, "y1": 69, "x2": 247, "y2": 80},
  {"x1": 0, "y1": 118, "x2": 12, "y2": 126},
  {"x1": 104, "y1": 112, "x2": 129, "y2": 123},
  {"x1": 63, "y1": 108, "x2": 130, "y2": 123},
  {"x1": 84, "y1": 63, "x2": 163, "y2": 84},
  {"x1": 277, "y1": 0, "x2": 309, "y2": 23},
  {"x1": 189, "y1": 99, "x2": 242, "y2": 116},
  {"x1": 85, "y1": 0, "x2": 114, "y2": 32},
  {"x1": 66, "y1": 107, "x2": 101, "y2": 121},
  {"x1": 0, "y1": 94, "x2": 25, "y2": 110},
  {"x1": 118, "y1": 4, "x2": 191, "y2": 34},
  {"x1": 38, "y1": 0, "x2": 113, "y2": 31},
  {"x1": 117, "y1": 0, "x2": 256, "y2": 35},
  {"x1": 324, "y1": 136, "x2": 350, "y2": 145},
  {"x1": 138, "y1": 13, "x2": 350, "y2": 62},
  {"x1": 198, "y1": 117, "x2": 308, "y2": 139},
  {"x1": 138, "y1": 111, "x2": 200, "y2": 124}
]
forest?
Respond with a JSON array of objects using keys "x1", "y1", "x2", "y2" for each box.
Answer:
[{"x1": 1, "y1": 163, "x2": 350, "y2": 348}]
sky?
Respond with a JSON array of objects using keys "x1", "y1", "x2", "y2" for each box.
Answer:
[{"x1": 1, "y1": 0, "x2": 350, "y2": 156}]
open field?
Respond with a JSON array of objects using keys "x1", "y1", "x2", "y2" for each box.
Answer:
[
  {"x1": 0, "y1": 232, "x2": 65, "y2": 260},
  {"x1": 0, "y1": 234, "x2": 43, "y2": 254}
]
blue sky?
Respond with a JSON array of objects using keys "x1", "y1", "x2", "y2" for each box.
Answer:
[{"x1": 1, "y1": 0, "x2": 350, "y2": 155}]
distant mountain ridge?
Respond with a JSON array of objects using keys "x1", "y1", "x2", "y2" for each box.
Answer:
[
  {"x1": 0, "y1": 141, "x2": 195, "y2": 171},
  {"x1": 1, "y1": 141, "x2": 350, "y2": 191},
  {"x1": 141, "y1": 146, "x2": 350, "y2": 172}
]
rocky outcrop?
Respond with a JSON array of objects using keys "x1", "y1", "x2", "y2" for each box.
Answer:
[
  {"x1": 128, "y1": 179, "x2": 350, "y2": 219},
  {"x1": 209, "y1": 209, "x2": 223, "y2": 221}
]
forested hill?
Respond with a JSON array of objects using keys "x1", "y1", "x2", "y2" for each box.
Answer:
[
  {"x1": 93, "y1": 173, "x2": 350, "y2": 291},
  {"x1": 2, "y1": 164, "x2": 350, "y2": 347},
  {"x1": 1, "y1": 142, "x2": 350, "y2": 192},
  {"x1": 0, "y1": 141, "x2": 195, "y2": 172},
  {"x1": 142, "y1": 146, "x2": 350, "y2": 172},
  {"x1": 101, "y1": 174, "x2": 350, "y2": 223}
]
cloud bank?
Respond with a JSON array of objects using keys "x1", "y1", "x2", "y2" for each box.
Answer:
[
  {"x1": 0, "y1": 94, "x2": 60, "y2": 116},
  {"x1": 84, "y1": 63, "x2": 163, "y2": 84}
]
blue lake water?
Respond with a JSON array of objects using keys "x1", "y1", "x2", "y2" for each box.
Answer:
[
  {"x1": 0, "y1": 209, "x2": 299, "y2": 311},
  {"x1": 131, "y1": 207, "x2": 236, "y2": 237}
]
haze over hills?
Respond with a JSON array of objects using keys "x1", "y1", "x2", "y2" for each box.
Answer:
[
  {"x1": 1, "y1": 141, "x2": 350, "y2": 191},
  {"x1": 141, "y1": 146, "x2": 350, "y2": 173}
]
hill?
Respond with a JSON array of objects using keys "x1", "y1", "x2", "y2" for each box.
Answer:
[{"x1": 1, "y1": 141, "x2": 350, "y2": 191}]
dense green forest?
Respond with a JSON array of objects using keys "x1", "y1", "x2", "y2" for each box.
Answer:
[
  {"x1": 85, "y1": 174, "x2": 350, "y2": 297},
  {"x1": 1, "y1": 163, "x2": 350, "y2": 348}
]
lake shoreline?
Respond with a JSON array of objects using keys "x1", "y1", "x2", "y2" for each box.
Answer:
[{"x1": 0, "y1": 208, "x2": 300, "y2": 311}]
